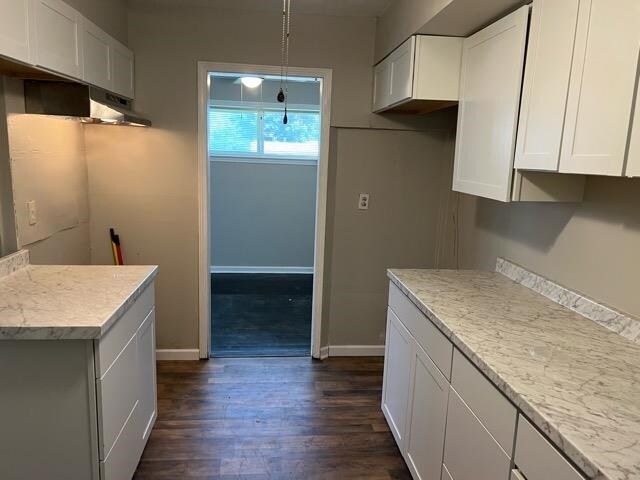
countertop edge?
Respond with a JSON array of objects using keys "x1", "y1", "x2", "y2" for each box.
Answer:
[
  {"x1": 386, "y1": 269, "x2": 601, "y2": 480},
  {"x1": 97, "y1": 265, "x2": 159, "y2": 339},
  {"x1": 0, "y1": 265, "x2": 159, "y2": 341}
]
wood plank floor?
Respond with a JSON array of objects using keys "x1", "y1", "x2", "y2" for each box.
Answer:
[{"x1": 133, "y1": 357, "x2": 411, "y2": 479}]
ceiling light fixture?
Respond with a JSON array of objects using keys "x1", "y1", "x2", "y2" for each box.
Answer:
[{"x1": 240, "y1": 76, "x2": 264, "y2": 89}]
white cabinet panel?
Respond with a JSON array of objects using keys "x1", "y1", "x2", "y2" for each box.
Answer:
[
  {"x1": 450, "y1": 349, "x2": 516, "y2": 453},
  {"x1": 99, "y1": 402, "x2": 143, "y2": 480},
  {"x1": 405, "y1": 343, "x2": 449, "y2": 480},
  {"x1": 443, "y1": 387, "x2": 512, "y2": 480},
  {"x1": 515, "y1": 416, "x2": 586, "y2": 480},
  {"x1": 414, "y1": 36, "x2": 463, "y2": 101},
  {"x1": 28, "y1": 0, "x2": 83, "y2": 78},
  {"x1": 112, "y1": 41, "x2": 135, "y2": 99},
  {"x1": 137, "y1": 308, "x2": 157, "y2": 441},
  {"x1": 560, "y1": 0, "x2": 640, "y2": 175},
  {"x1": 373, "y1": 58, "x2": 392, "y2": 111},
  {"x1": 515, "y1": 0, "x2": 580, "y2": 171},
  {"x1": 389, "y1": 36, "x2": 415, "y2": 106},
  {"x1": 452, "y1": 5, "x2": 529, "y2": 202},
  {"x1": 82, "y1": 18, "x2": 112, "y2": 90},
  {"x1": 381, "y1": 307, "x2": 413, "y2": 449},
  {"x1": 0, "y1": 0, "x2": 30, "y2": 63},
  {"x1": 97, "y1": 332, "x2": 139, "y2": 460},
  {"x1": 388, "y1": 282, "x2": 453, "y2": 379}
]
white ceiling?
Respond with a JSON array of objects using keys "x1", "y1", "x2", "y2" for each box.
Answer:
[{"x1": 132, "y1": 0, "x2": 393, "y2": 17}]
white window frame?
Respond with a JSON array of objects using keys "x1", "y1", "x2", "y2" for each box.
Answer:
[{"x1": 208, "y1": 100, "x2": 321, "y2": 165}]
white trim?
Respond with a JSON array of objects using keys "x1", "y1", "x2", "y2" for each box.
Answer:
[
  {"x1": 210, "y1": 266, "x2": 314, "y2": 274},
  {"x1": 319, "y1": 346, "x2": 330, "y2": 359},
  {"x1": 209, "y1": 156, "x2": 318, "y2": 166},
  {"x1": 328, "y1": 345, "x2": 386, "y2": 357},
  {"x1": 156, "y1": 349, "x2": 200, "y2": 361},
  {"x1": 197, "y1": 61, "x2": 333, "y2": 360}
]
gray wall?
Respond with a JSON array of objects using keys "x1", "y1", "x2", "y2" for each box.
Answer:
[
  {"x1": 210, "y1": 161, "x2": 317, "y2": 269},
  {"x1": 457, "y1": 176, "x2": 640, "y2": 318},
  {"x1": 323, "y1": 126, "x2": 457, "y2": 346}
]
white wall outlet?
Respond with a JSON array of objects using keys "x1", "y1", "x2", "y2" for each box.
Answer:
[
  {"x1": 27, "y1": 200, "x2": 37, "y2": 225},
  {"x1": 358, "y1": 193, "x2": 370, "y2": 210}
]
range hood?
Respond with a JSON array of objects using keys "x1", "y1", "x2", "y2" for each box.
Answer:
[{"x1": 23, "y1": 80, "x2": 151, "y2": 127}]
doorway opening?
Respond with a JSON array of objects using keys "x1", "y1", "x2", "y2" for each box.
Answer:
[{"x1": 198, "y1": 64, "x2": 332, "y2": 358}]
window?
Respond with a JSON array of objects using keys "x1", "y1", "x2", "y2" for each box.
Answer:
[{"x1": 209, "y1": 106, "x2": 320, "y2": 162}]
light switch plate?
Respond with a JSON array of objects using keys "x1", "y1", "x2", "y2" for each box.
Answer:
[{"x1": 27, "y1": 200, "x2": 37, "y2": 225}]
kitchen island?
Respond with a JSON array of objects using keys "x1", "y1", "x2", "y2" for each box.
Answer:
[{"x1": 0, "y1": 250, "x2": 159, "y2": 480}]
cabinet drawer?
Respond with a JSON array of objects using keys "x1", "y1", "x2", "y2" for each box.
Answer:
[
  {"x1": 443, "y1": 387, "x2": 511, "y2": 480},
  {"x1": 99, "y1": 401, "x2": 143, "y2": 480},
  {"x1": 515, "y1": 416, "x2": 586, "y2": 480},
  {"x1": 388, "y1": 282, "x2": 453, "y2": 379},
  {"x1": 451, "y1": 349, "x2": 516, "y2": 453},
  {"x1": 96, "y1": 330, "x2": 139, "y2": 460},
  {"x1": 95, "y1": 285, "x2": 154, "y2": 377}
]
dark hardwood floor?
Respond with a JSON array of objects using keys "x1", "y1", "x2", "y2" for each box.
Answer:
[
  {"x1": 133, "y1": 357, "x2": 411, "y2": 479},
  {"x1": 211, "y1": 274, "x2": 313, "y2": 357}
]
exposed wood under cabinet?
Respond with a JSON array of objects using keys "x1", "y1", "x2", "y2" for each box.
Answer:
[{"x1": 384, "y1": 99, "x2": 458, "y2": 115}]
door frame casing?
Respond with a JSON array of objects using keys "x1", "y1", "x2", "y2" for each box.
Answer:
[{"x1": 196, "y1": 61, "x2": 333, "y2": 359}]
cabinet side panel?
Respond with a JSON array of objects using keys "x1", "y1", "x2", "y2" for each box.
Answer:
[{"x1": 0, "y1": 340, "x2": 97, "y2": 480}]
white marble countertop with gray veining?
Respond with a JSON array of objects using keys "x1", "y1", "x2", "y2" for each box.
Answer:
[
  {"x1": 0, "y1": 264, "x2": 158, "y2": 340},
  {"x1": 388, "y1": 269, "x2": 640, "y2": 480}
]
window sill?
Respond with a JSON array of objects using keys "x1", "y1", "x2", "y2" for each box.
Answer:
[{"x1": 209, "y1": 156, "x2": 318, "y2": 166}]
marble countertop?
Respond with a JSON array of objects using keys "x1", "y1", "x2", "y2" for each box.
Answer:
[
  {"x1": 388, "y1": 269, "x2": 640, "y2": 480},
  {"x1": 0, "y1": 263, "x2": 158, "y2": 340}
]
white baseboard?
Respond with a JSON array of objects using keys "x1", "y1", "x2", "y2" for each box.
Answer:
[
  {"x1": 156, "y1": 349, "x2": 200, "y2": 360},
  {"x1": 319, "y1": 346, "x2": 330, "y2": 359},
  {"x1": 210, "y1": 266, "x2": 314, "y2": 274},
  {"x1": 327, "y1": 345, "x2": 385, "y2": 357}
]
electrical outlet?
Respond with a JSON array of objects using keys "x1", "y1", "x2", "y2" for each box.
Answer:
[
  {"x1": 27, "y1": 200, "x2": 37, "y2": 225},
  {"x1": 358, "y1": 193, "x2": 370, "y2": 210}
]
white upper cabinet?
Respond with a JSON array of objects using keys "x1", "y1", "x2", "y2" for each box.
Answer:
[
  {"x1": 452, "y1": 6, "x2": 530, "y2": 202},
  {"x1": 82, "y1": 18, "x2": 112, "y2": 91},
  {"x1": 112, "y1": 41, "x2": 135, "y2": 99},
  {"x1": 28, "y1": 0, "x2": 83, "y2": 78},
  {"x1": 0, "y1": 0, "x2": 134, "y2": 98},
  {"x1": 373, "y1": 35, "x2": 463, "y2": 114},
  {"x1": 0, "y1": 0, "x2": 30, "y2": 63},
  {"x1": 559, "y1": 0, "x2": 640, "y2": 176},
  {"x1": 514, "y1": 0, "x2": 580, "y2": 172}
]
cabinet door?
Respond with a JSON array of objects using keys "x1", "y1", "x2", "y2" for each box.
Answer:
[
  {"x1": 389, "y1": 36, "x2": 415, "y2": 106},
  {"x1": 137, "y1": 308, "x2": 157, "y2": 442},
  {"x1": 381, "y1": 307, "x2": 413, "y2": 450},
  {"x1": 405, "y1": 343, "x2": 449, "y2": 480},
  {"x1": 28, "y1": 0, "x2": 83, "y2": 78},
  {"x1": 559, "y1": 0, "x2": 640, "y2": 175},
  {"x1": 0, "y1": 0, "x2": 30, "y2": 63},
  {"x1": 82, "y1": 19, "x2": 112, "y2": 90},
  {"x1": 112, "y1": 41, "x2": 135, "y2": 99},
  {"x1": 514, "y1": 0, "x2": 580, "y2": 171},
  {"x1": 443, "y1": 387, "x2": 512, "y2": 480},
  {"x1": 452, "y1": 6, "x2": 529, "y2": 202},
  {"x1": 373, "y1": 57, "x2": 392, "y2": 112}
]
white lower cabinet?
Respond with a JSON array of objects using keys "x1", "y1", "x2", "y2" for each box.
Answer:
[
  {"x1": 383, "y1": 282, "x2": 588, "y2": 480},
  {"x1": 404, "y1": 343, "x2": 449, "y2": 480},
  {"x1": 443, "y1": 387, "x2": 512, "y2": 480},
  {"x1": 382, "y1": 307, "x2": 413, "y2": 448},
  {"x1": 0, "y1": 282, "x2": 157, "y2": 480}
]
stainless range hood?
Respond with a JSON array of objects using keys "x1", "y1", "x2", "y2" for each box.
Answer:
[{"x1": 23, "y1": 80, "x2": 151, "y2": 127}]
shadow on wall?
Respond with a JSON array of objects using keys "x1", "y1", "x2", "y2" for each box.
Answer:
[{"x1": 471, "y1": 176, "x2": 640, "y2": 255}]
